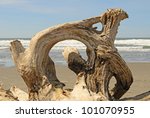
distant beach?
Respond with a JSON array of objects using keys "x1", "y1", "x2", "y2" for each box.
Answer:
[{"x1": 0, "y1": 38, "x2": 150, "y2": 99}]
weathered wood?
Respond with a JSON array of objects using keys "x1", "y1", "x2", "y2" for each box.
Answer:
[
  {"x1": 0, "y1": 84, "x2": 149, "y2": 101},
  {"x1": 62, "y1": 47, "x2": 86, "y2": 75},
  {"x1": 0, "y1": 85, "x2": 18, "y2": 101},
  {"x1": 63, "y1": 9, "x2": 133, "y2": 100},
  {"x1": 0, "y1": 84, "x2": 28, "y2": 101},
  {"x1": 10, "y1": 8, "x2": 133, "y2": 100}
]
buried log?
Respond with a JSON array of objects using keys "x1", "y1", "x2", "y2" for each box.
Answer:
[{"x1": 9, "y1": 8, "x2": 135, "y2": 101}]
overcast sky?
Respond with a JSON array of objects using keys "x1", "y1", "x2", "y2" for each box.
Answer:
[{"x1": 0, "y1": 0, "x2": 150, "y2": 38}]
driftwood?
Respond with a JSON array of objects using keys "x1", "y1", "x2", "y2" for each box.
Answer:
[
  {"x1": 0, "y1": 85, "x2": 28, "y2": 101},
  {"x1": 8, "y1": 8, "x2": 149, "y2": 101},
  {"x1": 0, "y1": 84, "x2": 150, "y2": 101}
]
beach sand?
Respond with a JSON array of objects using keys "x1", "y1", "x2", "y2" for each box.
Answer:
[{"x1": 0, "y1": 63, "x2": 150, "y2": 98}]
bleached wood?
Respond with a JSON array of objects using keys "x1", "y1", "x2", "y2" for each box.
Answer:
[{"x1": 9, "y1": 8, "x2": 135, "y2": 101}]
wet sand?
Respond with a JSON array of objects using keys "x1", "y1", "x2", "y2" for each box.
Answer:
[{"x1": 0, "y1": 63, "x2": 150, "y2": 98}]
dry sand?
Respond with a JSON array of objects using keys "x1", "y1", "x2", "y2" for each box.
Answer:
[{"x1": 0, "y1": 63, "x2": 150, "y2": 98}]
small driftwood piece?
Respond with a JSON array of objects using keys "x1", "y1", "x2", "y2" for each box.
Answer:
[
  {"x1": 0, "y1": 85, "x2": 28, "y2": 101},
  {"x1": 10, "y1": 8, "x2": 135, "y2": 101}
]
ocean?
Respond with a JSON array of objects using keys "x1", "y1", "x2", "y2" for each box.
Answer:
[{"x1": 0, "y1": 38, "x2": 150, "y2": 67}]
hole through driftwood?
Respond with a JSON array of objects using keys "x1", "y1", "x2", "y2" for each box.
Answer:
[
  {"x1": 49, "y1": 40, "x2": 88, "y2": 89},
  {"x1": 92, "y1": 23, "x2": 103, "y2": 32}
]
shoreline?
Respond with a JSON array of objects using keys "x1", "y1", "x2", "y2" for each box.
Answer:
[{"x1": 0, "y1": 62, "x2": 150, "y2": 98}]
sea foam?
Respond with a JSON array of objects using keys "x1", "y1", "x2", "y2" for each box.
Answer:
[{"x1": 0, "y1": 38, "x2": 150, "y2": 51}]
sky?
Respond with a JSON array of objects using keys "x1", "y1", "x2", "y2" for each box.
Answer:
[{"x1": 0, "y1": 0, "x2": 150, "y2": 38}]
